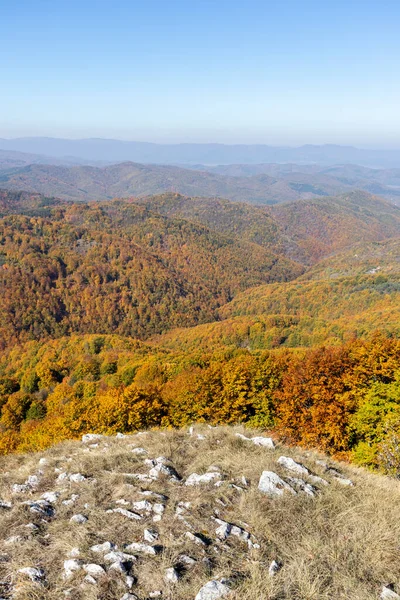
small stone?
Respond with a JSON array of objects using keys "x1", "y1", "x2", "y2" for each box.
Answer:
[
  {"x1": 258, "y1": 471, "x2": 296, "y2": 497},
  {"x1": 18, "y1": 567, "x2": 46, "y2": 583},
  {"x1": 104, "y1": 551, "x2": 136, "y2": 563},
  {"x1": 83, "y1": 563, "x2": 106, "y2": 578},
  {"x1": 64, "y1": 559, "x2": 82, "y2": 579},
  {"x1": 41, "y1": 491, "x2": 60, "y2": 503},
  {"x1": 195, "y1": 579, "x2": 230, "y2": 600},
  {"x1": 144, "y1": 528, "x2": 159, "y2": 543},
  {"x1": 70, "y1": 513, "x2": 88, "y2": 524},
  {"x1": 82, "y1": 433, "x2": 104, "y2": 443},
  {"x1": 62, "y1": 494, "x2": 79, "y2": 506},
  {"x1": 107, "y1": 507, "x2": 142, "y2": 520},
  {"x1": 125, "y1": 542, "x2": 160, "y2": 555},
  {"x1": 164, "y1": 567, "x2": 180, "y2": 583},
  {"x1": 381, "y1": 586, "x2": 400, "y2": 599},
  {"x1": 286, "y1": 477, "x2": 316, "y2": 497},
  {"x1": 120, "y1": 594, "x2": 139, "y2": 600},
  {"x1": 131, "y1": 447, "x2": 147, "y2": 455},
  {"x1": 251, "y1": 436, "x2": 275, "y2": 448},
  {"x1": 0, "y1": 500, "x2": 12, "y2": 509},
  {"x1": 90, "y1": 541, "x2": 116, "y2": 553},
  {"x1": 185, "y1": 532, "x2": 208, "y2": 546},
  {"x1": 185, "y1": 472, "x2": 222, "y2": 486},
  {"x1": 178, "y1": 554, "x2": 196, "y2": 566},
  {"x1": 69, "y1": 473, "x2": 86, "y2": 483},
  {"x1": 268, "y1": 560, "x2": 281, "y2": 576},
  {"x1": 109, "y1": 560, "x2": 128, "y2": 573}
]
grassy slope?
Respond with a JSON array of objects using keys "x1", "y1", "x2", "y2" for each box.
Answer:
[{"x1": 0, "y1": 426, "x2": 399, "y2": 600}]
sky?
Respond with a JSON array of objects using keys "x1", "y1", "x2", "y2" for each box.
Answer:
[{"x1": 1, "y1": 0, "x2": 400, "y2": 147}]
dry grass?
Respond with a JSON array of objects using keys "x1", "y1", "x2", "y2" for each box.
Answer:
[{"x1": 0, "y1": 425, "x2": 399, "y2": 599}]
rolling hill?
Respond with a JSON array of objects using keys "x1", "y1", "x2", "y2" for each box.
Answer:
[
  {"x1": 3, "y1": 137, "x2": 400, "y2": 167},
  {"x1": 0, "y1": 195, "x2": 301, "y2": 348}
]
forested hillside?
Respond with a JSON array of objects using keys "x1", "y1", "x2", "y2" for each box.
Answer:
[
  {"x1": 0, "y1": 194, "x2": 301, "y2": 348},
  {"x1": 0, "y1": 188, "x2": 400, "y2": 476},
  {"x1": 3, "y1": 159, "x2": 400, "y2": 204}
]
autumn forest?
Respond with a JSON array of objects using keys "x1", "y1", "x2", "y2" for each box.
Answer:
[{"x1": 1, "y1": 188, "x2": 400, "y2": 475}]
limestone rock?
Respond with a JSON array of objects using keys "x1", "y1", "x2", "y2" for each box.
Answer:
[
  {"x1": 18, "y1": 567, "x2": 45, "y2": 583},
  {"x1": 258, "y1": 471, "x2": 296, "y2": 497},
  {"x1": 70, "y1": 513, "x2": 88, "y2": 524},
  {"x1": 185, "y1": 472, "x2": 222, "y2": 486},
  {"x1": 125, "y1": 542, "x2": 160, "y2": 555},
  {"x1": 195, "y1": 579, "x2": 231, "y2": 599},
  {"x1": 381, "y1": 586, "x2": 400, "y2": 599},
  {"x1": 164, "y1": 566, "x2": 180, "y2": 583},
  {"x1": 83, "y1": 563, "x2": 106, "y2": 578},
  {"x1": 82, "y1": 433, "x2": 104, "y2": 443}
]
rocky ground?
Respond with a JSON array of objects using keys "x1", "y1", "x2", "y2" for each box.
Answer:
[{"x1": 0, "y1": 426, "x2": 399, "y2": 600}]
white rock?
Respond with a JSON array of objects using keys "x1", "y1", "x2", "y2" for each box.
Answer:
[
  {"x1": 90, "y1": 541, "x2": 116, "y2": 553},
  {"x1": 164, "y1": 567, "x2": 180, "y2": 583},
  {"x1": 125, "y1": 542, "x2": 159, "y2": 555},
  {"x1": 185, "y1": 532, "x2": 207, "y2": 546},
  {"x1": 235, "y1": 433, "x2": 274, "y2": 448},
  {"x1": 41, "y1": 491, "x2": 60, "y2": 503},
  {"x1": 68, "y1": 547, "x2": 81, "y2": 557},
  {"x1": 334, "y1": 476, "x2": 354, "y2": 486},
  {"x1": 131, "y1": 447, "x2": 147, "y2": 455},
  {"x1": 185, "y1": 472, "x2": 222, "y2": 486},
  {"x1": 64, "y1": 559, "x2": 82, "y2": 579},
  {"x1": 144, "y1": 528, "x2": 159, "y2": 543},
  {"x1": 69, "y1": 473, "x2": 87, "y2": 483},
  {"x1": 258, "y1": 471, "x2": 296, "y2": 497},
  {"x1": 0, "y1": 500, "x2": 12, "y2": 509},
  {"x1": 26, "y1": 475, "x2": 40, "y2": 488},
  {"x1": 70, "y1": 514, "x2": 88, "y2": 524},
  {"x1": 18, "y1": 567, "x2": 45, "y2": 583},
  {"x1": 251, "y1": 436, "x2": 275, "y2": 448},
  {"x1": 13, "y1": 484, "x2": 29, "y2": 494},
  {"x1": 39, "y1": 458, "x2": 48, "y2": 466},
  {"x1": 106, "y1": 508, "x2": 142, "y2": 520},
  {"x1": 120, "y1": 594, "x2": 139, "y2": 600},
  {"x1": 178, "y1": 554, "x2": 196, "y2": 566},
  {"x1": 104, "y1": 551, "x2": 136, "y2": 563},
  {"x1": 116, "y1": 432, "x2": 127, "y2": 438},
  {"x1": 268, "y1": 560, "x2": 281, "y2": 576},
  {"x1": 149, "y1": 592, "x2": 162, "y2": 598},
  {"x1": 381, "y1": 587, "x2": 400, "y2": 599},
  {"x1": 5, "y1": 535, "x2": 23, "y2": 544},
  {"x1": 109, "y1": 560, "x2": 128, "y2": 573},
  {"x1": 63, "y1": 494, "x2": 79, "y2": 506},
  {"x1": 152, "y1": 503, "x2": 165, "y2": 516},
  {"x1": 131, "y1": 500, "x2": 153, "y2": 513},
  {"x1": 148, "y1": 459, "x2": 181, "y2": 481},
  {"x1": 214, "y1": 518, "x2": 250, "y2": 542},
  {"x1": 84, "y1": 574, "x2": 97, "y2": 585},
  {"x1": 278, "y1": 456, "x2": 328, "y2": 485},
  {"x1": 277, "y1": 456, "x2": 310, "y2": 476},
  {"x1": 195, "y1": 579, "x2": 230, "y2": 600},
  {"x1": 83, "y1": 563, "x2": 106, "y2": 578},
  {"x1": 82, "y1": 433, "x2": 104, "y2": 443},
  {"x1": 286, "y1": 477, "x2": 316, "y2": 497}
]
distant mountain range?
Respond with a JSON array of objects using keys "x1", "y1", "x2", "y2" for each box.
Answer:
[
  {"x1": 2, "y1": 137, "x2": 400, "y2": 167},
  {"x1": 1, "y1": 160, "x2": 400, "y2": 204}
]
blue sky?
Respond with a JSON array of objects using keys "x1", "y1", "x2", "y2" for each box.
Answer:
[{"x1": 1, "y1": 0, "x2": 400, "y2": 146}]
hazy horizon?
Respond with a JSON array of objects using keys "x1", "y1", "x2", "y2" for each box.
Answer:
[
  {"x1": 1, "y1": 136, "x2": 400, "y2": 152},
  {"x1": 2, "y1": 1, "x2": 400, "y2": 147}
]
